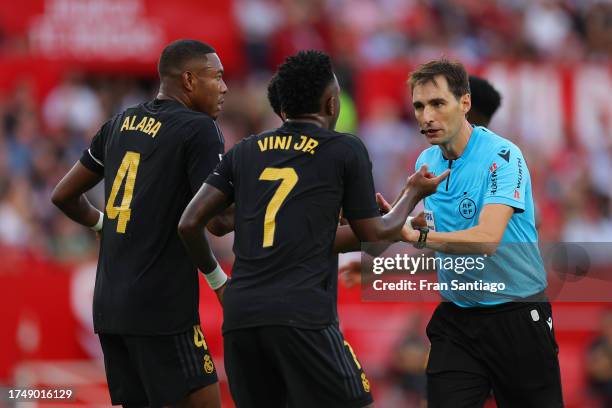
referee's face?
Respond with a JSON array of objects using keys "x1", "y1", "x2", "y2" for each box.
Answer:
[{"x1": 412, "y1": 75, "x2": 467, "y2": 146}]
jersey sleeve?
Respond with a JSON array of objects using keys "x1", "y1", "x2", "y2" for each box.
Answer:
[
  {"x1": 341, "y1": 137, "x2": 379, "y2": 220},
  {"x1": 184, "y1": 117, "x2": 225, "y2": 194},
  {"x1": 205, "y1": 145, "x2": 236, "y2": 201},
  {"x1": 483, "y1": 144, "x2": 526, "y2": 212},
  {"x1": 414, "y1": 149, "x2": 427, "y2": 172},
  {"x1": 79, "y1": 121, "x2": 108, "y2": 175}
]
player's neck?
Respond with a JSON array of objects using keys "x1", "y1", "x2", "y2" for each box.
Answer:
[
  {"x1": 285, "y1": 114, "x2": 330, "y2": 130},
  {"x1": 440, "y1": 120, "x2": 473, "y2": 160},
  {"x1": 156, "y1": 88, "x2": 190, "y2": 110}
]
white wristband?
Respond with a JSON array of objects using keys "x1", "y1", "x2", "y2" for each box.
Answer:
[
  {"x1": 91, "y1": 210, "x2": 104, "y2": 232},
  {"x1": 405, "y1": 216, "x2": 415, "y2": 231},
  {"x1": 204, "y1": 264, "x2": 228, "y2": 290}
]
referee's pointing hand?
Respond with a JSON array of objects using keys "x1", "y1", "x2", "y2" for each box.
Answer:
[{"x1": 407, "y1": 165, "x2": 450, "y2": 199}]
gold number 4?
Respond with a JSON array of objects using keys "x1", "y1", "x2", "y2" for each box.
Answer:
[
  {"x1": 106, "y1": 151, "x2": 140, "y2": 233},
  {"x1": 193, "y1": 325, "x2": 208, "y2": 350},
  {"x1": 259, "y1": 167, "x2": 298, "y2": 248}
]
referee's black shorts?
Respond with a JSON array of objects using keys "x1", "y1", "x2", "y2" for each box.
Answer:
[
  {"x1": 426, "y1": 300, "x2": 563, "y2": 408},
  {"x1": 98, "y1": 324, "x2": 218, "y2": 407},
  {"x1": 224, "y1": 325, "x2": 373, "y2": 408}
]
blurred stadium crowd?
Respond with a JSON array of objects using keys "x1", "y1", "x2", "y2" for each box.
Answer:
[
  {"x1": 235, "y1": 0, "x2": 612, "y2": 67},
  {"x1": 0, "y1": 0, "x2": 610, "y2": 261}
]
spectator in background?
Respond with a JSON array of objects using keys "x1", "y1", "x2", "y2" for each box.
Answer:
[
  {"x1": 587, "y1": 309, "x2": 612, "y2": 407},
  {"x1": 0, "y1": 177, "x2": 33, "y2": 247},
  {"x1": 584, "y1": 2, "x2": 612, "y2": 59},
  {"x1": 385, "y1": 322, "x2": 428, "y2": 408},
  {"x1": 234, "y1": 0, "x2": 283, "y2": 70},
  {"x1": 42, "y1": 74, "x2": 103, "y2": 134},
  {"x1": 361, "y1": 99, "x2": 416, "y2": 199}
]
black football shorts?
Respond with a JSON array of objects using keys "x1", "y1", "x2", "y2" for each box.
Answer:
[
  {"x1": 426, "y1": 301, "x2": 563, "y2": 408},
  {"x1": 224, "y1": 325, "x2": 373, "y2": 408},
  {"x1": 99, "y1": 324, "x2": 218, "y2": 407}
]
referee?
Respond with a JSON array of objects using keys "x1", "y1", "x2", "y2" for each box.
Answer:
[{"x1": 405, "y1": 60, "x2": 563, "y2": 407}]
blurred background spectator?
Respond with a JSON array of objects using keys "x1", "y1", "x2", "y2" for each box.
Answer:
[{"x1": 587, "y1": 309, "x2": 612, "y2": 407}]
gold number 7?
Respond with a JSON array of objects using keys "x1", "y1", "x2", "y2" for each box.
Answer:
[{"x1": 259, "y1": 167, "x2": 298, "y2": 248}]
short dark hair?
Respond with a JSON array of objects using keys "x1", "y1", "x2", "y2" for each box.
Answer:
[
  {"x1": 267, "y1": 74, "x2": 282, "y2": 118},
  {"x1": 409, "y1": 59, "x2": 470, "y2": 100},
  {"x1": 158, "y1": 39, "x2": 216, "y2": 78},
  {"x1": 468, "y1": 75, "x2": 502, "y2": 122},
  {"x1": 275, "y1": 50, "x2": 334, "y2": 118}
]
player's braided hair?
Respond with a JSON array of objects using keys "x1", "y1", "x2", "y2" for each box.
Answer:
[
  {"x1": 158, "y1": 39, "x2": 216, "y2": 78},
  {"x1": 275, "y1": 50, "x2": 335, "y2": 118},
  {"x1": 409, "y1": 59, "x2": 470, "y2": 100}
]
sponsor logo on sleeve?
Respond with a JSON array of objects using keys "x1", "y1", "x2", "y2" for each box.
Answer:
[
  {"x1": 490, "y1": 164, "x2": 498, "y2": 195},
  {"x1": 516, "y1": 157, "x2": 523, "y2": 191},
  {"x1": 498, "y1": 148, "x2": 510, "y2": 162}
]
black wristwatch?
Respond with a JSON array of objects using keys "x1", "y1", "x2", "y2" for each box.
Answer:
[{"x1": 414, "y1": 226, "x2": 429, "y2": 249}]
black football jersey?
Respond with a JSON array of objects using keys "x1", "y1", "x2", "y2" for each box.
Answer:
[
  {"x1": 206, "y1": 121, "x2": 378, "y2": 333},
  {"x1": 80, "y1": 98, "x2": 224, "y2": 335}
]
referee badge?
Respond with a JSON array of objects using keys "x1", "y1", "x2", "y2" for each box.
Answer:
[{"x1": 459, "y1": 195, "x2": 477, "y2": 219}]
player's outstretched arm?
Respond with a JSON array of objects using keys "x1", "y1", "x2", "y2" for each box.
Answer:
[
  {"x1": 404, "y1": 203, "x2": 513, "y2": 255},
  {"x1": 51, "y1": 162, "x2": 104, "y2": 228},
  {"x1": 179, "y1": 183, "x2": 232, "y2": 303},
  {"x1": 348, "y1": 166, "x2": 449, "y2": 242},
  {"x1": 334, "y1": 193, "x2": 397, "y2": 253}
]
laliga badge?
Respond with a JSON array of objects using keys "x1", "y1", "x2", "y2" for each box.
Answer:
[{"x1": 424, "y1": 209, "x2": 436, "y2": 231}]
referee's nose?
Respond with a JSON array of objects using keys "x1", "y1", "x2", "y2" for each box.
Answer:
[{"x1": 422, "y1": 105, "x2": 436, "y2": 125}]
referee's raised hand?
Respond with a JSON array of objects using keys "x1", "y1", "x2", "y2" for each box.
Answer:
[{"x1": 407, "y1": 165, "x2": 450, "y2": 199}]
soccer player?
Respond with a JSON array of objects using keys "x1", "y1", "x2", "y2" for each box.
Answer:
[
  {"x1": 178, "y1": 50, "x2": 449, "y2": 408},
  {"x1": 404, "y1": 59, "x2": 563, "y2": 407},
  {"x1": 267, "y1": 73, "x2": 285, "y2": 121},
  {"x1": 51, "y1": 40, "x2": 228, "y2": 408},
  {"x1": 466, "y1": 75, "x2": 502, "y2": 127}
]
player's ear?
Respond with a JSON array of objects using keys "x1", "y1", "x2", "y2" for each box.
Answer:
[
  {"x1": 182, "y1": 71, "x2": 196, "y2": 92},
  {"x1": 460, "y1": 93, "x2": 471, "y2": 114},
  {"x1": 325, "y1": 95, "x2": 337, "y2": 117}
]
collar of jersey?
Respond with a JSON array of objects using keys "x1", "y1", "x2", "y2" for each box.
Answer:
[
  {"x1": 437, "y1": 125, "x2": 479, "y2": 163},
  {"x1": 281, "y1": 121, "x2": 323, "y2": 132},
  {"x1": 153, "y1": 98, "x2": 181, "y2": 106}
]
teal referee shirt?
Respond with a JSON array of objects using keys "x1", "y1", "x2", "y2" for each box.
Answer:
[{"x1": 416, "y1": 126, "x2": 547, "y2": 306}]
